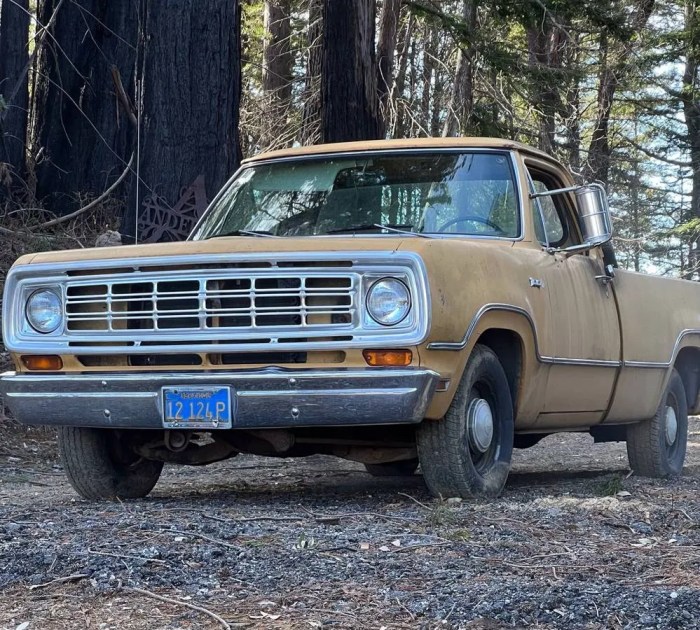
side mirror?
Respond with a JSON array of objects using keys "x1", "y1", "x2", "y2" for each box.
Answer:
[
  {"x1": 574, "y1": 183, "x2": 612, "y2": 247},
  {"x1": 530, "y1": 181, "x2": 613, "y2": 253}
]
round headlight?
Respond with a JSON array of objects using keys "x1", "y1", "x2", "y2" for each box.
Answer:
[
  {"x1": 26, "y1": 289, "x2": 63, "y2": 333},
  {"x1": 367, "y1": 278, "x2": 411, "y2": 326}
]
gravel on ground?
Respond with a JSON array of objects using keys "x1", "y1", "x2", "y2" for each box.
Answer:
[{"x1": 0, "y1": 418, "x2": 698, "y2": 630}]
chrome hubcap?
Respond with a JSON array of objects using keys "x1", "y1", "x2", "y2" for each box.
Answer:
[
  {"x1": 665, "y1": 406, "x2": 678, "y2": 446},
  {"x1": 467, "y1": 398, "x2": 494, "y2": 453}
]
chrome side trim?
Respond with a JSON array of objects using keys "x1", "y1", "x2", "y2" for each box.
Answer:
[
  {"x1": 622, "y1": 328, "x2": 700, "y2": 369},
  {"x1": 0, "y1": 368, "x2": 439, "y2": 429},
  {"x1": 427, "y1": 303, "x2": 622, "y2": 368}
]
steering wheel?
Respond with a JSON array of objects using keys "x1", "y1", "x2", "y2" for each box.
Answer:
[{"x1": 436, "y1": 214, "x2": 504, "y2": 234}]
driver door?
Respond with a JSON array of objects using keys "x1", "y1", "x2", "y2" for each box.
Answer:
[{"x1": 526, "y1": 162, "x2": 621, "y2": 421}]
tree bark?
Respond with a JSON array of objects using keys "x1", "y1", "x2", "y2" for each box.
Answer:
[
  {"x1": 442, "y1": 0, "x2": 476, "y2": 137},
  {"x1": 320, "y1": 0, "x2": 382, "y2": 143},
  {"x1": 681, "y1": 0, "x2": 700, "y2": 279},
  {"x1": 33, "y1": 0, "x2": 138, "y2": 212},
  {"x1": 262, "y1": 0, "x2": 292, "y2": 149},
  {"x1": 122, "y1": 0, "x2": 242, "y2": 242},
  {"x1": 0, "y1": 0, "x2": 31, "y2": 190},
  {"x1": 525, "y1": 14, "x2": 566, "y2": 153},
  {"x1": 301, "y1": 0, "x2": 322, "y2": 145},
  {"x1": 376, "y1": 0, "x2": 401, "y2": 135},
  {"x1": 584, "y1": 0, "x2": 655, "y2": 184}
]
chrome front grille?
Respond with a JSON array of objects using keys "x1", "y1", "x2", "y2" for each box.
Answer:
[
  {"x1": 5, "y1": 252, "x2": 430, "y2": 355},
  {"x1": 65, "y1": 273, "x2": 356, "y2": 333}
]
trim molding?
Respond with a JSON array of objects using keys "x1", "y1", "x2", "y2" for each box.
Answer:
[{"x1": 427, "y1": 303, "x2": 621, "y2": 368}]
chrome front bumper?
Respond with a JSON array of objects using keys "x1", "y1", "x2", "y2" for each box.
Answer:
[{"x1": 0, "y1": 369, "x2": 439, "y2": 429}]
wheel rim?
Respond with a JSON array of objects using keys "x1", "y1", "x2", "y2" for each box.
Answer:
[
  {"x1": 665, "y1": 405, "x2": 678, "y2": 446},
  {"x1": 467, "y1": 398, "x2": 494, "y2": 453}
]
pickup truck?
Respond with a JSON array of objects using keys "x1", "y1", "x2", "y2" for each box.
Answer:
[{"x1": 1, "y1": 138, "x2": 695, "y2": 500}]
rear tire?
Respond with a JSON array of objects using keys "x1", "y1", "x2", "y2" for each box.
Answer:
[
  {"x1": 58, "y1": 427, "x2": 163, "y2": 500},
  {"x1": 626, "y1": 369, "x2": 688, "y2": 478},
  {"x1": 364, "y1": 459, "x2": 419, "y2": 477},
  {"x1": 417, "y1": 345, "x2": 514, "y2": 498}
]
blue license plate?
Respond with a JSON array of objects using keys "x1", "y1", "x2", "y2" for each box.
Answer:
[{"x1": 162, "y1": 386, "x2": 232, "y2": 429}]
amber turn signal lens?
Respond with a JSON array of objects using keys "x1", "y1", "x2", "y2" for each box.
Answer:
[
  {"x1": 363, "y1": 349, "x2": 412, "y2": 367},
  {"x1": 21, "y1": 355, "x2": 63, "y2": 371}
]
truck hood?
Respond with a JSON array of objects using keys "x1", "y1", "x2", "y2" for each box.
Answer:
[{"x1": 19, "y1": 235, "x2": 515, "y2": 266}]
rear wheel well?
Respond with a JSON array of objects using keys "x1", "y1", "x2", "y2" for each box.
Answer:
[
  {"x1": 474, "y1": 329, "x2": 522, "y2": 411},
  {"x1": 673, "y1": 347, "x2": 700, "y2": 412}
]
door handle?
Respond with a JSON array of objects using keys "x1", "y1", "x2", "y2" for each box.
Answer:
[{"x1": 595, "y1": 264, "x2": 615, "y2": 286}]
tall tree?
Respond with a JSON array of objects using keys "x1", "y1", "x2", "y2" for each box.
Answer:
[
  {"x1": 122, "y1": 0, "x2": 242, "y2": 241},
  {"x1": 442, "y1": 0, "x2": 477, "y2": 136},
  {"x1": 584, "y1": 0, "x2": 656, "y2": 183},
  {"x1": 301, "y1": 0, "x2": 322, "y2": 144},
  {"x1": 376, "y1": 0, "x2": 401, "y2": 134},
  {"x1": 320, "y1": 0, "x2": 382, "y2": 142},
  {"x1": 32, "y1": 0, "x2": 241, "y2": 241},
  {"x1": 33, "y1": 0, "x2": 138, "y2": 211},
  {"x1": 0, "y1": 0, "x2": 31, "y2": 192},
  {"x1": 262, "y1": 0, "x2": 293, "y2": 149},
  {"x1": 679, "y1": 0, "x2": 700, "y2": 276}
]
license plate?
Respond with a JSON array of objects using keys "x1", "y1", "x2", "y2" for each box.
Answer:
[{"x1": 162, "y1": 386, "x2": 232, "y2": 429}]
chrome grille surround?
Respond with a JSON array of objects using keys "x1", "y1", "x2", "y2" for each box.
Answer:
[{"x1": 3, "y1": 252, "x2": 430, "y2": 354}]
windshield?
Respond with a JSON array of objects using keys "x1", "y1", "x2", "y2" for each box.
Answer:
[{"x1": 190, "y1": 151, "x2": 520, "y2": 239}]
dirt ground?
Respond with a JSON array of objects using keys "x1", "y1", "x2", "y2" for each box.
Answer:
[{"x1": 0, "y1": 418, "x2": 698, "y2": 630}]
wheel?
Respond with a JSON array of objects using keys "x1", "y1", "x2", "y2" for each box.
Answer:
[
  {"x1": 417, "y1": 344, "x2": 514, "y2": 498},
  {"x1": 58, "y1": 427, "x2": 163, "y2": 500},
  {"x1": 364, "y1": 458, "x2": 419, "y2": 477},
  {"x1": 626, "y1": 369, "x2": 688, "y2": 478}
]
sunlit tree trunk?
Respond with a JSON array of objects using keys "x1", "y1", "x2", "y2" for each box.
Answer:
[{"x1": 262, "y1": 0, "x2": 292, "y2": 149}]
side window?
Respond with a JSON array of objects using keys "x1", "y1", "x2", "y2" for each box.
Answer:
[
  {"x1": 527, "y1": 169, "x2": 578, "y2": 248},
  {"x1": 531, "y1": 179, "x2": 565, "y2": 246}
]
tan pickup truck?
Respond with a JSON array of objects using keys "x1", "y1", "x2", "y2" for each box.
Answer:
[{"x1": 1, "y1": 138, "x2": 697, "y2": 500}]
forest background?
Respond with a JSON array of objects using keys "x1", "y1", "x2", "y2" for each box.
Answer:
[{"x1": 0, "y1": 0, "x2": 699, "y2": 277}]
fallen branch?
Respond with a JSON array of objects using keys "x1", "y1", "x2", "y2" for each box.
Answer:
[
  {"x1": 36, "y1": 152, "x2": 134, "y2": 228},
  {"x1": 87, "y1": 548, "x2": 167, "y2": 564},
  {"x1": 123, "y1": 584, "x2": 231, "y2": 630},
  {"x1": 28, "y1": 573, "x2": 90, "y2": 590},
  {"x1": 162, "y1": 528, "x2": 239, "y2": 550}
]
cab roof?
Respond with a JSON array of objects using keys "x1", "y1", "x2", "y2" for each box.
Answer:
[{"x1": 242, "y1": 136, "x2": 561, "y2": 167}]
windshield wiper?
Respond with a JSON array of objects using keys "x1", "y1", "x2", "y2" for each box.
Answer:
[
  {"x1": 210, "y1": 229, "x2": 280, "y2": 239},
  {"x1": 326, "y1": 223, "x2": 431, "y2": 238}
]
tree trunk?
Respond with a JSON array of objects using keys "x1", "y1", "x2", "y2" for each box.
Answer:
[
  {"x1": 376, "y1": 0, "x2": 401, "y2": 134},
  {"x1": 442, "y1": 0, "x2": 476, "y2": 137},
  {"x1": 525, "y1": 15, "x2": 566, "y2": 154},
  {"x1": 301, "y1": 0, "x2": 322, "y2": 145},
  {"x1": 122, "y1": 0, "x2": 242, "y2": 242},
  {"x1": 392, "y1": 12, "x2": 413, "y2": 137},
  {"x1": 584, "y1": 0, "x2": 655, "y2": 184},
  {"x1": 681, "y1": 0, "x2": 700, "y2": 279},
  {"x1": 262, "y1": 0, "x2": 292, "y2": 149},
  {"x1": 421, "y1": 23, "x2": 435, "y2": 136},
  {"x1": 33, "y1": 0, "x2": 138, "y2": 212},
  {"x1": 320, "y1": 0, "x2": 382, "y2": 143},
  {"x1": 0, "y1": 0, "x2": 30, "y2": 192}
]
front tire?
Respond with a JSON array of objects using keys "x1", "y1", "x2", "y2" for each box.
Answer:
[
  {"x1": 626, "y1": 369, "x2": 688, "y2": 478},
  {"x1": 58, "y1": 427, "x2": 163, "y2": 500},
  {"x1": 417, "y1": 345, "x2": 514, "y2": 498}
]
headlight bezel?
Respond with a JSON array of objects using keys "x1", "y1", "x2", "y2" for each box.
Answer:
[
  {"x1": 25, "y1": 288, "x2": 64, "y2": 334},
  {"x1": 365, "y1": 276, "x2": 412, "y2": 327}
]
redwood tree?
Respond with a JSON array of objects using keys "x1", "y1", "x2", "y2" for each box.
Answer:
[
  {"x1": 0, "y1": 0, "x2": 30, "y2": 191},
  {"x1": 320, "y1": 0, "x2": 382, "y2": 142}
]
